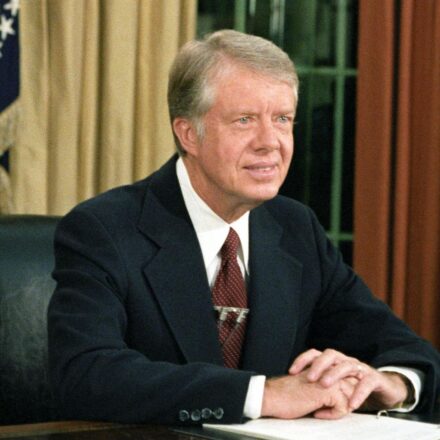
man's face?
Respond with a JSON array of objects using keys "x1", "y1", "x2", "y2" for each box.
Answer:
[{"x1": 181, "y1": 62, "x2": 296, "y2": 221}]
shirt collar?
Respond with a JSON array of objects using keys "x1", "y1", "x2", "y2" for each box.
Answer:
[{"x1": 176, "y1": 157, "x2": 249, "y2": 274}]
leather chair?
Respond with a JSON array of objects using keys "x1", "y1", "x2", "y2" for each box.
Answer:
[{"x1": 0, "y1": 215, "x2": 60, "y2": 425}]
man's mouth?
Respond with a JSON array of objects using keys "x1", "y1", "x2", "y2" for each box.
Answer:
[{"x1": 245, "y1": 163, "x2": 278, "y2": 179}]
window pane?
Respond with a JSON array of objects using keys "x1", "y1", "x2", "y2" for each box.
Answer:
[
  {"x1": 314, "y1": 0, "x2": 337, "y2": 67},
  {"x1": 283, "y1": 0, "x2": 317, "y2": 65},
  {"x1": 247, "y1": 0, "x2": 271, "y2": 38},
  {"x1": 280, "y1": 76, "x2": 311, "y2": 203},
  {"x1": 284, "y1": 0, "x2": 337, "y2": 67},
  {"x1": 341, "y1": 77, "x2": 356, "y2": 232},
  {"x1": 197, "y1": 0, "x2": 235, "y2": 36},
  {"x1": 308, "y1": 76, "x2": 335, "y2": 229},
  {"x1": 346, "y1": 0, "x2": 359, "y2": 68},
  {"x1": 339, "y1": 240, "x2": 353, "y2": 266},
  {"x1": 281, "y1": 75, "x2": 335, "y2": 230}
]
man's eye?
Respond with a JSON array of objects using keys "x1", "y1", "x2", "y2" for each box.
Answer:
[
  {"x1": 278, "y1": 115, "x2": 290, "y2": 123},
  {"x1": 239, "y1": 117, "x2": 250, "y2": 124}
]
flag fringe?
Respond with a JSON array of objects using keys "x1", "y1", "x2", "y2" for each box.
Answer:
[
  {"x1": 0, "y1": 100, "x2": 18, "y2": 213},
  {"x1": 0, "y1": 165, "x2": 13, "y2": 213},
  {"x1": 0, "y1": 99, "x2": 20, "y2": 155}
]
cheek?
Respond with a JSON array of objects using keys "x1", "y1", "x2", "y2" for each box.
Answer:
[
  {"x1": 203, "y1": 148, "x2": 237, "y2": 179},
  {"x1": 281, "y1": 137, "x2": 294, "y2": 161},
  {"x1": 218, "y1": 141, "x2": 247, "y2": 165},
  {"x1": 287, "y1": 146, "x2": 294, "y2": 162}
]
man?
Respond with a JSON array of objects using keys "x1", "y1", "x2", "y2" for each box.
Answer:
[{"x1": 48, "y1": 30, "x2": 440, "y2": 425}]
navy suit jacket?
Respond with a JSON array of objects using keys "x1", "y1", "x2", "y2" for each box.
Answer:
[{"x1": 48, "y1": 155, "x2": 440, "y2": 425}]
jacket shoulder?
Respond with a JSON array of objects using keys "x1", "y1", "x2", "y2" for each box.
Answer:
[
  {"x1": 263, "y1": 195, "x2": 317, "y2": 228},
  {"x1": 71, "y1": 177, "x2": 151, "y2": 223}
]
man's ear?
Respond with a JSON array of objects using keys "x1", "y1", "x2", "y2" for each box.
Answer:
[{"x1": 172, "y1": 118, "x2": 199, "y2": 156}]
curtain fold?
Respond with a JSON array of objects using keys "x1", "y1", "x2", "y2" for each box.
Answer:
[
  {"x1": 12, "y1": 0, "x2": 197, "y2": 215},
  {"x1": 355, "y1": 0, "x2": 440, "y2": 347}
]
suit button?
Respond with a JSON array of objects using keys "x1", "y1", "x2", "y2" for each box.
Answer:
[
  {"x1": 201, "y1": 408, "x2": 212, "y2": 419},
  {"x1": 179, "y1": 410, "x2": 190, "y2": 422},
  {"x1": 191, "y1": 409, "x2": 201, "y2": 421},
  {"x1": 213, "y1": 407, "x2": 224, "y2": 420}
]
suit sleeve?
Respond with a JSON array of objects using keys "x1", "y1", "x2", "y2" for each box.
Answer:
[
  {"x1": 306, "y1": 208, "x2": 440, "y2": 413},
  {"x1": 48, "y1": 208, "x2": 253, "y2": 425}
]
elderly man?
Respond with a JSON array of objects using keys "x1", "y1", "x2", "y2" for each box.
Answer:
[{"x1": 48, "y1": 30, "x2": 440, "y2": 425}]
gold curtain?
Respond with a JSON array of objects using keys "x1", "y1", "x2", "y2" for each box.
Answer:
[
  {"x1": 12, "y1": 0, "x2": 197, "y2": 215},
  {"x1": 354, "y1": 0, "x2": 440, "y2": 347}
]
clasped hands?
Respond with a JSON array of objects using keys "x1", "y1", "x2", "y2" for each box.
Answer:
[{"x1": 261, "y1": 348, "x2": 409, "y2": 420}]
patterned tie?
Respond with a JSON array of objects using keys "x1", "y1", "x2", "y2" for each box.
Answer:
[{"x1": 212, "y1": 228, "x2": 248, "y2": 368}]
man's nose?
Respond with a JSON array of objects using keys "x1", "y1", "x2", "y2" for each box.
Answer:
[{"x1": 253, "y1": 121, "x2": 280, "y2": 150}]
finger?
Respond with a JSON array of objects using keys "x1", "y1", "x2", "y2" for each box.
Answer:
[
  {"x1": 314, "y1": 406, "x2": 349, "y2": 420},
  {"x1": 288, "y1": 349, "x2": 322, "y2": 374},
  {"x1": 349, "y1": 375, "x2": 378, "y2": 411},
  {"x1": 319, "y1": 362, "x2": 368, "y2": 387},
  {"x1": 339, "y1": 377, "x2": 358, "y2": 399},
  {"x1": 314, "y1": 390, "x2": 352, "y2": 420},
  {"x1": 306, "y1": 349, "x2": 350, "y2": 382}
]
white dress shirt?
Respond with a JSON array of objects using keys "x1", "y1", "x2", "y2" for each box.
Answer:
[{"x1": 176, "y1": 157, "x2": 422, "y2": 418}]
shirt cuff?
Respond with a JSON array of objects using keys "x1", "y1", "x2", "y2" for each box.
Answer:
[
  {"x1": 243, "y1": 375, "x2": 266, "y2": 419},
  {"x1": 378, "y1": 366, "x2": 425, "y2": 412}
]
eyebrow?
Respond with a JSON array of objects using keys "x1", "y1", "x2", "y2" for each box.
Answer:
[{"x1": 229, "y1": 109, "x2": 295, "y2": 116}]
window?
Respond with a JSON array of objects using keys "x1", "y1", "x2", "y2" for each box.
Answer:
[{"x1": 197, "y1": 0, "x2": 358, "y2": 265}]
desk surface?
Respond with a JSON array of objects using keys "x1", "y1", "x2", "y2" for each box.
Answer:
[
  {"x1": 1, "y1": 410, "x2": 439, "y2": 440},
  {"x1": 0, "y1": 422, "x2": 182, "y2": 440}
]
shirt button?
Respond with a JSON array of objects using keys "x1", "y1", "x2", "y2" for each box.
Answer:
[
  {"x1": 201, "y1": 408, "x2": 212, "y2": 419},
  {"x1": 178, "y1": 410, "x2": 190, "y2": 422},
  {"x1": 191, "y1": 409, "x2": 201, "y2": 421},
  {"x1": 213, "y1": 407, "x2": 224, "y2": 420}
]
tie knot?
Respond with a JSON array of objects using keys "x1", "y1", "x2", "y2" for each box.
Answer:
[{"x1": 221, "y1": 228, "x2": 240, "y2": 260}]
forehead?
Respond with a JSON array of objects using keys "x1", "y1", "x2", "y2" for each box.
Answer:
[
  {"x1": 209, "y1": 62, "x2": 296, "y2": 111},
  {"x1": 209, "y1": 61, "x2": 296, "y2": 107}
]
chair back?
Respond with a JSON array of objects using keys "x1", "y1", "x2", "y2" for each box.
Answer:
[{"x1": 0, "y1": 215, "x2": 60, "y2": 424}]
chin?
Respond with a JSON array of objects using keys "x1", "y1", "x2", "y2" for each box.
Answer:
[{"x1": 246, "y1": 187, "x2": 280, "y2": 204}]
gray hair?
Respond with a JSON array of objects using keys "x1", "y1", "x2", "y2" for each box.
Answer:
[{"x1": 168, "y1": 29, "x2": 299, "y2": 155}]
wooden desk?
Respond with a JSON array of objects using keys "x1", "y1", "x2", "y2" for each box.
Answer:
[
  {"x1": 1, "y1": 409, "x2": 439, "y2": 440},
  {"x1": 0, "y1": 421, "x2": 193, "y2": 440}
]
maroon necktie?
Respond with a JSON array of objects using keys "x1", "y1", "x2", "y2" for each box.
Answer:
[{"x1": 212, "y1": 228, "x2": 248, "y2": 368}]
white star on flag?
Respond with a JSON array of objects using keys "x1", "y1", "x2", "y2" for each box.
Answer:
[
  {"x1": 0, "y1": 14, "x2": 15, "y2": 40},
  {"x1": 3, "y1": 0, "x2": 19, "y2": 17}
]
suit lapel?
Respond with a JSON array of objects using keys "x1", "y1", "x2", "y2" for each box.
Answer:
[
  {"x1": 241, "y1": 205, "x2": 303, "y2": 376},
  {"x1": 137, "y1": 157, "x2": 223, "y2": 366}
]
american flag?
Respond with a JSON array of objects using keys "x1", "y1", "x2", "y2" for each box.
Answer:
[{"x1": 0, "y1": 0, "x2": 19, "y2": 212}]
